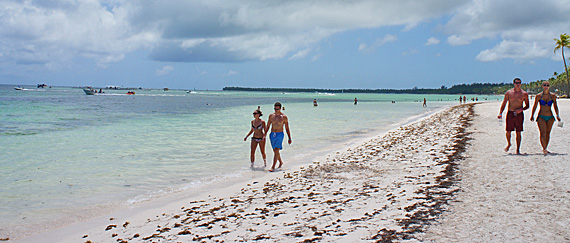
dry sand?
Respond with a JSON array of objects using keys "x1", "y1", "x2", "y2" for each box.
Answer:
[
  {"x1": 13, "y1": 100, "x2": 569, "y2": 242},
  {"x1": 422, "y1": 100, "x2": 570, "y2": 242}
]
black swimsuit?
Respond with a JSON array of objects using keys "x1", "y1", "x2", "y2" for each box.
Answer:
[{"x1": 252, "y1": 122, "x2": 263, "y2": 142}]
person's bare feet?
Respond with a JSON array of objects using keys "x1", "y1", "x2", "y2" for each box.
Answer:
[
  {"x1": 504, "y1": 143, "x2": 511, "y2": 152},
  {"x1": 543, "y1": 149, "x2": 550, "y2": 155},
  {"x1": 268, "y1": 167, "x2": 275, "y2": 172},
  {"x1": 278, "y1": 162, "x2": 283, "y2": 169}
]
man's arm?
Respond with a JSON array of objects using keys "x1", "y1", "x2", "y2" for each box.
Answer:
[
  {"x1": 264, "y1": 115, "x2": 273, "y2": 138},
  {"x1": 553, "y1": 94, "x2": 561, "y2": 121},
  {"x1": 522, "y1": 92, "x2": 530, "y2": 111},
  {"x1": 498, "y1": 92, "x2": 509, "y2": 119},
  {"x1": 530, "y1": 94, "x2": 539, "y2": 121},
  {"x1": 284, "y1": 116, "x2": 291, "y2": 145}
]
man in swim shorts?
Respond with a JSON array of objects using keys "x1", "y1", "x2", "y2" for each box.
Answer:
[
  {"x1": 498, "y1": 78, "x2": 529, "y2": 154},
  {"x1": 265, "y1": 102, "x2": 292, "y2": 172}
]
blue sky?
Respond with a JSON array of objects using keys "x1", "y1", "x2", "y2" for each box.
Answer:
[{"x1": 1, "y1": 0, "x2": 569, "y2": 90}]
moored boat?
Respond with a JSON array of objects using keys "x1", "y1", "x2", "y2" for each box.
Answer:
[{"x1": 83, "y1": 88, "x2": 96, "y2": 95}]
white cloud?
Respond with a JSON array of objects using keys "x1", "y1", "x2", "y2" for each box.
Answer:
[
  {"x1": 0, "y1": 1, "x2": 157, "y2": 67},
  {"x1": 289, "y1": 49, "x2": 311, "y2": 60},
  {"x1": 2, "y1": 0, "x2": 568, "y2": 68},
  {"x1": 425, "y1": 37, "x2": 440, "y2": 46},
  {"x1": 0, "y1": 0, "x2": 467, "y2": 66},
  {"x1": 156, "y1": 66, "x2": 174, "y2": 75},
  {"x1": 358, "y1": 34, "x2": 398, "y2": 53},
  {"x1": 476, "y1": 40, "x2": 549, "y2": 62},
  {"x1": 444, "y1": 0, "x2": 570, "y2": 60},
  {"x1": 223, "y1": 70, "x2": 239, "y2": 76},
  {"x1": 447, "y1": 35, "x2": 471, "y2": 46}
]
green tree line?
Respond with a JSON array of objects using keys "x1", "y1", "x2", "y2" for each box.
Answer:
[{"x1": 223, "y1": 75, "x2": 559, "y2": 95}]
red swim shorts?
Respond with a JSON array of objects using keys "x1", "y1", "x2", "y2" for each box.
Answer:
[{"x1": 506, "y1": 111, "x2": 524, "y2": 132}]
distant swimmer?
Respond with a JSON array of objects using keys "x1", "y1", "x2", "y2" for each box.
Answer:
[
  {"x1": 498, "y1": 78, "x2": 530, "y2": 155},
  {"x1": 313, "y1": 99, "x2": 318, "y2": 106},
  {"x1": 354, "y1": 97, "x2": 358, "y2": 105},
  {"x1": 265, "y1": 102, "x2": 292, "y2": 172},
  {"x1": 244, "y1": 109, "x2": 267, "y2": 167}
]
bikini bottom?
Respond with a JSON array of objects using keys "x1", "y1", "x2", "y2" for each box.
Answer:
[{"x1": 538, "y1": 115, "x2": 555, "y2": 122}]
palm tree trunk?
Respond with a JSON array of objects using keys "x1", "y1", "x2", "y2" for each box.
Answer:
[{"x1": 564, "y1": 47, "x2": 570, "y2": 97}]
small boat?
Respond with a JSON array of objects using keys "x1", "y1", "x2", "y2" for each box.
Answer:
[
  {"x1": 126, "y1": 91, "x2": 135, "y2": 95},
  {"x1": 83, "y1": 88, "x2": 96, "y2": 95},
  {"x1": 14, "y1": 87, "x2": 24, "y2": 90}
]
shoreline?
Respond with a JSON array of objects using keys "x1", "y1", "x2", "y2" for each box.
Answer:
[
  {"x1": 6, "y1": 101, "x2": 454, "y2": 242},
  {"x1": 14, "y1": 103, "x2": 475, "y2": 242}
]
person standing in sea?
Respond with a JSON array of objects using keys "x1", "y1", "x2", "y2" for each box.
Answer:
[
  {"x1": 265, "y1": 102, "x2": 292, "y2": 172},
  {"x1": 498, "y1": 78, "x2": 530, "y2": 154},
  {"x1": 529, "y1": 81, "x2": 561, "y2": 154},
  {"x1": 244, "y1": 109, "x2": 267, "y2": 167}
]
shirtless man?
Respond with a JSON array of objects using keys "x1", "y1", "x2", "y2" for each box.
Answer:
[
  {"x1": 265, "y1": 102, "x2": 292, "y2": 172},
  {"x1": 498, "y1": 78, "x2": 530, "y2": 154}
]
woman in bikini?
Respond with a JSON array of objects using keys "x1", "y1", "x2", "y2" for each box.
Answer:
[
  {"x1": 244, "y1": 109, "x2": 267, "y2": 166},
  {"x1": 530, "y1": 81, "x2": 561, "y2": 154}
]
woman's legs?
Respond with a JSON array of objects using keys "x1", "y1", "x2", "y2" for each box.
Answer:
[
  {"x1": 543, "y1": 118, "x2": 555, "y2": 153},
  {"x1": 259, "y1": 140, "x2": 267, "y2": 166},
  {"x1": 537, "y1": 117, "x2": 555, "y2": 154},
  {"x1": 250, "y1": 140, "x2": 258, "y2": 165}
]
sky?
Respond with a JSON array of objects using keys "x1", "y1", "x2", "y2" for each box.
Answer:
[{"x1": 1, "y1": 0, "x2": 570, "y2": 90}]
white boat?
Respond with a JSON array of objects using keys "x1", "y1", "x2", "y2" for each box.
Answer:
[
  {"x1": 83, "y1": 88, "x2": 96, "y2": 95},
  {"x1": 14, "y1": 87, "x2": 24, "y2": 90}
]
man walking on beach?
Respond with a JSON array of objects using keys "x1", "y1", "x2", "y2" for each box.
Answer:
[
  {"x1": 265, "y1": 102, "x2": 292, "y2": 172},
  {"x1": 498, "y1": 78, "x2": 530, "y2": 154}
]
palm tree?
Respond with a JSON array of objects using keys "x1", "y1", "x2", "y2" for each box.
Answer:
[{"x1": 554, "y1": 33, "x2": 570, "y2": 97}]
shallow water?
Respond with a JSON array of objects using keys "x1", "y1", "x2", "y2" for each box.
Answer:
[{"x1": 0, "y1": 84, "x2": 496, "y2": 238}]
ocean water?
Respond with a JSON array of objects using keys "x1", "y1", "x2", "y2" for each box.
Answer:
[{"x1": 0, "y1": 84, "x2": 495, "y2": 238}]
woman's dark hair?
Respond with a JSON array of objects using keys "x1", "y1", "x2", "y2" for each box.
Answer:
[{"x1": 254, "y1": 109, "x2": 263, "y2": 116}]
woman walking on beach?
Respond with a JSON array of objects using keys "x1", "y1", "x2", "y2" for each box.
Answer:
[
  {"x1": 530, "y1": 81, "x2": 561, "y2": 154},
  {"x1": 244, "y1": 109, "x2": 267, "y2": 166}
]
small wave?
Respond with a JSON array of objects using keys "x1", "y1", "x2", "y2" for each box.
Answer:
[
  {"x1": 124, "y1": 172, "x2": 244, "y2": 205},
  {"x1": 315, "y1": 92, "x2": 336, "y2": 96}
]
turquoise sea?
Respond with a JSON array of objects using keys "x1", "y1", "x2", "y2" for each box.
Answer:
[{"x1": 0, "y1": 84, "x2": 497, "y2": 238}]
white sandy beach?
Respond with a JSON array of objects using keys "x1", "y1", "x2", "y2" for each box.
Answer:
[
  {"x1": 422, "y1": 100, "x2": 570, "y2": 242},
  {"x1": 13, "y1": 100, "x2": 569, "y2": 242}
]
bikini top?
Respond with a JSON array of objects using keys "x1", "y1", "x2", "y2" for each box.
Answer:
[
  {"x1": 252, "y1": 121, "x2": 263, "y2": 130},
  {"x1": 539, "y1": 99, "x2": 553, "y2": 106},
  {"x1": 539, "y1": 94, "x2": 553, "y2": 106}
]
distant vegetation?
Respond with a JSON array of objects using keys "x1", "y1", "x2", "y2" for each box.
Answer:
[{"x1": 225, "y1": 70, "x2": 569, "y2": 96}]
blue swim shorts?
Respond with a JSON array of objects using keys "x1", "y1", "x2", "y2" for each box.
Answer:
[{"x1": 270, "y1": 132, "x2": 284, "y2": 150}]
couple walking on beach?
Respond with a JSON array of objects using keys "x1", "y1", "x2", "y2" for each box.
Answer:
[
  {"x1": 498, "y1": 78, "x2": 562, "y2": 155},
  {"x1": 244, "y1": 102, "x2": 292, "y2": 172}
]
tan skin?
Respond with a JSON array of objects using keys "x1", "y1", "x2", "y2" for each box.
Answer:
[
  {"x1": 244, "y1": 111, "x2": 267, "y2": 167},
  {"x1": 529, "y1": 81, "x2": 561, "y2": 154},
  {"x1": 265, "y1": 105, "x2": 291, "y2": 172},
  {"x1": 498, "y1": 79, "x2": 530, "y2": 154}
]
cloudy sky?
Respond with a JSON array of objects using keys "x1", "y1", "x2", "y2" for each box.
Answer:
[{"x1": 1, "y1": 0, "x2": 569, "y2": 90}]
